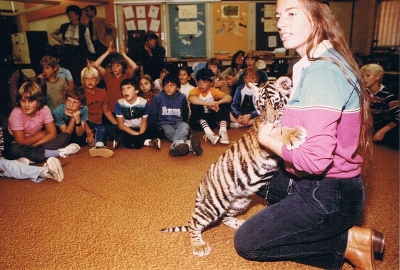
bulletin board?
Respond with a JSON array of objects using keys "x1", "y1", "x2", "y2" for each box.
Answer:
[
  {"x1": 255, "y1": 3, "x2": 283, "y2": 51},
  {"x1": 121, "y1": 4, "x2": 162, "y2": 37},
  {"x1": 212, "y1": 2, "x2": 249, "y2": 56},
  {"x1": 168, "y1": 4, "x2": 207, "y2": 59}
]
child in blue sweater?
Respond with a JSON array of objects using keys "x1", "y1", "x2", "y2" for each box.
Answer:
[{"x1": 149, "y1": 74, "x2": 202, "y2": 156}]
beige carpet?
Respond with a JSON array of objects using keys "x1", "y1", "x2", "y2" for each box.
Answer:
[{"x1": 0, "y1": 127, "x2": 398, "y2": 270}]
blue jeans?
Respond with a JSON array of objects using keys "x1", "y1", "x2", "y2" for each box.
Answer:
[
  {"x1": 161, "y1": 122, "x2": 189, "y2": 147},
  {"x1": 234, "y1": 174, "x2": 364, "y2": 269},
  {"x1": 0, "y1": 157, "x2": 43, "y2": 183},
  {"x1": 88, "y1": 122, "x2": 118, "y2": 146}
]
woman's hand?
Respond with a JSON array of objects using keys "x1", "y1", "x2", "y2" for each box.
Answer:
[{"x1": 257, "y1": 122, "x2": 283, "y2": 157}]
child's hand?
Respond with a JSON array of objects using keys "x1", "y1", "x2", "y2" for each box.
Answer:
[
  {"x1": 108, "y1": 41, "x2": 116, "y2": 53},
  {"x1": 373, "y1": 130, "x2": 385, "y2": 141},
  {"x1": 119, "y1": 43, "x2": 127, "y2": 55},
  {"x1": 72, "y1": 111, "x2": 81, "y2": 123},
  {"x1": 208, "y1": 101, "x2": 220, "y2": 112},
  {"x1": 144, "y1": 42, "x2": 151, "y2": 53},
  {"x1": 86, "y1": 135, "x2": 94, "y2": 145}
]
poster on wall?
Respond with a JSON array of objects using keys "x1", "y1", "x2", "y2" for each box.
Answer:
[
  {"x1": 122, "y1": 4, "x2": 162, "y2": 35},
  {"x1": 212, "y1": 2, "x2": 250, "y2": 57},
  {"x1": 168, "y1": 3, "x2": 207, "y2": 58}
]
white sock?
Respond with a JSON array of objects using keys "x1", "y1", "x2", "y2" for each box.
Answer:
[{"x1": 204, "y1": 127, "x2": 213, "y2": 134}]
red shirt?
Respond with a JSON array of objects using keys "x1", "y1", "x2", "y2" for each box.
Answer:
[
  {"x1": 84, "y1": 88, "x2": 110, "y2": 124},
  {"x1": 103, "y1": 71, "x2": 132, "y2": 113}
]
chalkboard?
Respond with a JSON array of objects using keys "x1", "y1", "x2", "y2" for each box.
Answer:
[{"x1": 168, "y1": 4, "x2": 207, "y2": 58}]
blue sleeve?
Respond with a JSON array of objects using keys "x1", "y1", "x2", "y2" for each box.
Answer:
[
  {"x1": 258, "y1": 70, "x2": 268, "y2": 83},
  {"x1": 143, "y1": 101, "x2": 150, "y2": 117},
  {"x1": 114, "y1": 101, "x2": 122, "y2": 116},
  {"x1": 52, "y1": 105, "x2": 67, "y2": 126},
  {"x1": 231, "y1": 84, "x2": 244, "y2": 118}
]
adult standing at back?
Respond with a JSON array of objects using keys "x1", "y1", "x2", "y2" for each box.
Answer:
[
  {"x1": 51, "y1": 5, "x2": 95, "y2": 86},
  {"x1": 84, "y1": 5, "x2": 117, "y2": 57},
  {"x1": 141, "y1": 31, "x2": 166, "y2": 81}
]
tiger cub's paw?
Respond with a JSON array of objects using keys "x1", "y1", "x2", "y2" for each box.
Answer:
[
  {"x1": 222, "y1": 217, "x2": 246, "y2": 229},
  {"x1": 283, "y1": 126, "x2": 307, "y2": 150},
  {"x1": 192, "y1": 242, "x2": 211, "y2": 257}
]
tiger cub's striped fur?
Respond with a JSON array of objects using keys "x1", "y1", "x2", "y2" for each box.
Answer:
[{"x1": 161, "y1": 79, "x2": 307, "y2": 257}]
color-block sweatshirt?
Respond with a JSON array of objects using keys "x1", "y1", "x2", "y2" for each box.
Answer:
[{"x1": 281, "y1": 47, "x2": 362, "y2": 178}]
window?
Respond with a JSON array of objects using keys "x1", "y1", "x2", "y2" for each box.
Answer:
[{"x1": 374, "y1": 0, "x2": 400, "y2": 48}]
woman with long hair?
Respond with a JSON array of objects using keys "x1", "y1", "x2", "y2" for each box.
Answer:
[{"x1": 234, "y1": 0, "x2": 384, "y2": 269}]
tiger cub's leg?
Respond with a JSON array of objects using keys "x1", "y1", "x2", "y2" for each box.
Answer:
[
  {"x1": 222, "y1": 197, "x2": 251, "y2": 229},
  {"x1": 188, "y1": 218, "x2": 212, "y2": 257}
]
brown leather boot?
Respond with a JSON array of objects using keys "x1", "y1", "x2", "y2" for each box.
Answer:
[{"x1": 344, "y1": 226, "x2": 385, "y2": 270}]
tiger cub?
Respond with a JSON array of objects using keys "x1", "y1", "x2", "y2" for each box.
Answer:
[{"x1": 161, "y1": 79, "x2": 307, "y2": 257}]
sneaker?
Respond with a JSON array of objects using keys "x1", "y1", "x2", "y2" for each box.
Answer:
[
  {"x1": 219, "y1": 130, "x2": 230, "y2": 144},
  {"x1": 17, "y1": 157, "x2": 34, "y2": 165},
  {"x1": 190, "y1": 134, "x2": 203, "y2": 156},
  {"x1": 169, "y1": 143, "x2": 190, "y2": 157},
  {"x1": 150, "y1": 138, "x2": 161, "y2": 149},
  {"x1": 59, "y1": 143, "x2": 81, "y2": 158},
  {"x1": 89, "y1": 147, "x2": 114, "y2": 158},
  {"x1": 42, "y1": 157, "x2": 64, "y2": 182},
  {"x1": 203, "y1": 133, "x2": 220, "y2": 145}
]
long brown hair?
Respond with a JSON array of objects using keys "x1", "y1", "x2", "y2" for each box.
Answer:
[{"x1": 299, "y1": 0, "x2": 373, "y2": 180}]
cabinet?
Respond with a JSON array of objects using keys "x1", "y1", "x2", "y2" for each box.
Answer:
[{"x1": 11, "y1": 31, "x2": 48, "y2": 65}]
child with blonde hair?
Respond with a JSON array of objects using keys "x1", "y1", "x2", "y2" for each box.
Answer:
[
  {"x1": 81, "y1": 66, "x2": 117, "y2": 157},
  {"x1": 361, "y1": 63, "x2": 399, "y2": 149}
]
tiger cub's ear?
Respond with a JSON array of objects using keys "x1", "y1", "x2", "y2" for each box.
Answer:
[{"x1": 275, "y1": 76, "x2": 292, "y2": 96}]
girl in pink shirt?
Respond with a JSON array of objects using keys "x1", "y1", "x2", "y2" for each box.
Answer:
[{"x1": 5, "y1": 80, "x2": 80, "y2": 163}]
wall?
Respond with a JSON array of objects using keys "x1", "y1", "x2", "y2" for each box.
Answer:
[
  {"x1": 12, "y1": 0, "x2": 379, "y2": 56},
  {"x1": 351, "y1": 0, "x2": 377, "y2": 54},
  {"x1": 28, "y1": 6, "x2": 108, "y2": 46}
]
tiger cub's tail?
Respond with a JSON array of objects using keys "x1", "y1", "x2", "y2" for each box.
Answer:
[{"x1": 160, "y1": 226, "x2": 189, "y2": 232}]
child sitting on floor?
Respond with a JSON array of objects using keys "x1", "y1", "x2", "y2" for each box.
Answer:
[
  {"x1": 81, "y1": 66, "x2": 117, "y2": 157},
  {"x1": 230, "y1": 67, "x2": 260, "y2": 128},
  {"x1": 149, "y1": 73, "x2": 202, "y2": 157},
  {"x1": 0, "y1": 119, "x2": 64, "y2": 183},
  {"x1": 52, "y1": 87, "x2": 94, "y2": 147},
  {"x1": 114, "y1": 78, "x2": 160, "y2": 149},
  {"x1": 5, "y1": 80, "x2": 80, "y2": 164},
  {"x1": 188, "y1": 68, "x2": 232, "y2": 145}
]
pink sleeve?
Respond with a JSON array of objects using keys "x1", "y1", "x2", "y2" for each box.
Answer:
[
  {"x1": 8, "y1": 108, "x2": 24, "y2": 132},
  {"x1": 42, "y1": 106, "x2": 55, "y2": 124}
]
